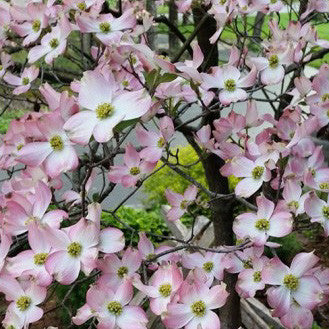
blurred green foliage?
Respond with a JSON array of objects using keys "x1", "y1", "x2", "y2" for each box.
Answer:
[
  {"x1": 0, "y1": 109, "x2": 25, "y2": 134},
  {"x1": 142, "y1": 145, "x2": 208, "y2": 206},
  {"x1": 101, "y1": 206, "x2": 170, "y2": 245},
  {"x1": 267, "y1": 233, "x2": 303, "y2": 264}
]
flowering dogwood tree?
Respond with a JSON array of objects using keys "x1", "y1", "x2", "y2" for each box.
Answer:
[{"x1": 0, "y1": 0, "x2": 329, "y2": 328}]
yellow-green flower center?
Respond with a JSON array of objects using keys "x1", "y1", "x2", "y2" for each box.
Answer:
[
  {"x1": 180, "y1": 200, "x2": 188, "y2": 209},
  {"x1": 107, "y1": 301, "x2": 123, "y2": 315},
  {"x1": 243, "y1": 258, "x2": 253, "y2": 269},
  {"x1": 16, "y1": 143, "x2": 24, "y2": 151},
  {"x1": 320, "y1": 182, "x2": 329, "y2": 190},
  {"x1": 49, "y1": 38, "x2": 59, "y2": 49},
  {"x1": 323, "y1": 206, "x2": 329, "y2": 219},
  {"x1": 50, "y1": 135, "x2": 64, "y2": 151},
  {"x1": 191, "y1": 300, "x2": 206, "y2": 317},
  {"x1": 146, "y1": 253, "x2": 156, "y2": 261},
  {"x1": 95, "y1": 103, "x2": 114, "y2": 119},
  {"x1": 269, "y1": 55, "x2": 279, "y2": 69},
  {"x1": 288, "y1": 201, "x2": 299, "y2": 211},
  {"x1": 322, "y1": 93, "x2": 329, "y2": 102},
  {"x1": 22, "y1": 77, "x2": 30, "y2": 85},
  {"x1": 255, "y1": 218, "x2": 270, "y2": 231},
  {"x1": 224, "y1": 79, "x2": 236, "y2": 92},
  {"x1": 34, "y1": 253, "x2": 48, "y2": 265},
  {"x1": 24, "y1": 216, "x2": 40, "y2": 225},
  {"x1": 202, "y1": 261, "x2": 214, "y2": 273},
  {"x1": 67, "y1": 242, "x2": 82, "y2": 258},
  {"x1": 16, "y1": 296, "x2": 32, "y2": 311},
  {"x1": 130, "y1": 167, "x2": 140, "y2": 175},
  {"x1": 77, "y1": 2, "x2": 86, "y2": 10},
  {"x1": 117, "y1": 266, "x2": 128, "y2": 278},
  {"x1": 157, "y1": 137, "x2": 166, "y2": 148},
  {"x1": 122, "y1": 80, "x2": 129, "y2": 87},
  {"x1": 253, "y1": 271, "x2": 262, "y2": 282},
  {"x1": 252, "y1": 166, "x2": 264, "y2": 179},
  {"x1": 32, "y1": 19, "x2": 41, "y2": 33},
  {"x1": 158, "y1": 283, "x2": 172, "y2": 297},
  {"x1": 283, "y1": 274, "x2": 299, "y2": 290},
  {"x1": 270, "y1": 0, "x2": 277, "y2": 3},
  {"x1": 0, "y1": 65, "x2": 3, "y2": 71},
  {"x1": 99, "y1": 22, "x2": 111, "y2": 33}
]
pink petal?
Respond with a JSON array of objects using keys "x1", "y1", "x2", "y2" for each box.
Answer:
[
  {"x1": 33, "y1": 181, "x2": 51, "y2": 219},
  {"x1": 293, "y1": 276, "x2": 323, "y2": 310},
  {"x1": 257, "y1": 196, "x2": 275, "y2": 219},
  {"x1": 113, "y1": 89, "x2": 151, "y2": 120},
  {"x1": 262, "y1": 257, "x2": 289, "y2": 285},
  {"x1": 114, "y1": 280, "x2": 133, "y2": 305},
  {"x1": 93, "y1": 114, "x2": 124, "y2": 143},
  {"x1": 163, "y1": 304, "x2": 193, "y2": 329},
  {"x1": 64, "y1": 111, "x2": 98, "y2": 145},
  {"x1": 17, "y1": 142, "x2": 52, "y2": 167},
  {"x1": 116, "y1": 306, "x2": 148, "y2": 329},
  {"x1": 261, "y1": 65, "x2": 285, "y2": 85},
  {"x1": 99, "y1": 228, "x2": 125, "y2": 253},
  {"x1": 235, "y1": 177, "x2": 263, "y2": 198},
  {"x1": 124, "y1": 144, "x2": 140, "y2": 167},
  {"x1": 45, "y1": 250, "x2": 80, "y2": 284},
  {"x1": 44, "y1": 145, "x2": 78, "y2": 178},
  {"x1": 290, "y1": 252, "x2": 319, "y2": 277}
]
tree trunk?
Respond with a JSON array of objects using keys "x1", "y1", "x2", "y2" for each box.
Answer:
[
  {"x1": 168, "y1": 0, "x2": 179, "y2": 56},
  {"x1": 192, "y1": 6, "x2": 218, "y2": 70},
  {"x1": 191, "y1": 6, "x2": 241, "y2": 329},
  {"x1": 145, "y1": 0, "x2": 157, "y2": 49},
  {"x1": 252, "y1": 12, "x2": 265, "y2": 43}
]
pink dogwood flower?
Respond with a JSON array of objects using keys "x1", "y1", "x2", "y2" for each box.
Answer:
[
  {"x1": 4, "y1": 66, "x2": 39, "y2": 95},
  {"x1": 0, "y1": 231, "x2": 11, "y2": 272},
  {"x1": 45, "y1": 218, "x2": 99, "y2": 284},
  {"x1": 28, "y1": 17, "x2": 72, "y2": 64},
  {"x1": 233, "y1": 196, "x2": 293, "y2": 246},
  {"x1": 17, "y1": 111, "x2": 79, "y2": 178},
  {"x1": 4, "y1": 181, "x2": 67, "y2": 236},
  {"x1": 305, "y1": 191, "x2": 329, "y2": 236},
  {"x1": 134, "y1": 264, "x2": 183, "y2": 315},
  {"x1": 224, "y1": 156, "x2": 271, "y2": 198},
  {"x1": 280, "y1": 303, "x2": 314, "y2": 329},
  {"x1": 64, "y1": 70, "x2": 151, "y2": 144},
  {"x1": 201, "y1": 65, "x2": 257, "y2": 105},
  {"x1": 136, "y1": 117, "x2": 174, "y2": 162},
  {"x1": 165, "y1": 185, "x2": 197, "y2": 221},
  {"x1": 137, "y1": 232, "x2": 179, "y2": 265},
  {"x1": 97, "y1": 247, "x2": 142, "y2": 287},
  {"x1": 263, "y1": 252, "x2": 323, "y2": 317},
  {"x1": 73, "y1": 279, "x2": 148, "y2": 329},
  {"x1": 182, "y1": 251, "x2": 228, "y2": 285},
  {"x1": 77, "y1": 8, "x2": 136, "y2": 45},
  {"x1": 163, "y1": 281, "x2": 228, "y2": 329},
  {"x1": 0, "y1": 275, "x2": 46, "y2": 326},
  {"x1": 7, "y1": 222, "x2": 53, "y2": 286},
  {"x1": 108, "y1": 144, "x2": 156, "y2": 187},
  {"x1": 277, "y1": 179, "x2": 307, "y2": 215},
  {"x1": 0, "y1": 52, "x2": 12, "y2": 79},
  {"x1": 249, "y1": 48, "x2": 293, "y2": 85},
  {"x1": 236, "y1": 256, "x2": 268, "y2": 298},
  {"x1": 11, "y1": 3, "x2": 48, "y2": 46}
]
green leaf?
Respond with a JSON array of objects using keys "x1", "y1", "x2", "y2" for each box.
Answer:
[
  {"x1": 114, "y1": 118, "x2": 139, "y2": 133},
  {"x1": 158, "y1": 73, "x2": 178, "y2": 84}
]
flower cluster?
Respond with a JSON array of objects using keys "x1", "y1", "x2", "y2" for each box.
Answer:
[{"x1": 0, "y1": 0, "x2": 328, "y2": 329}]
